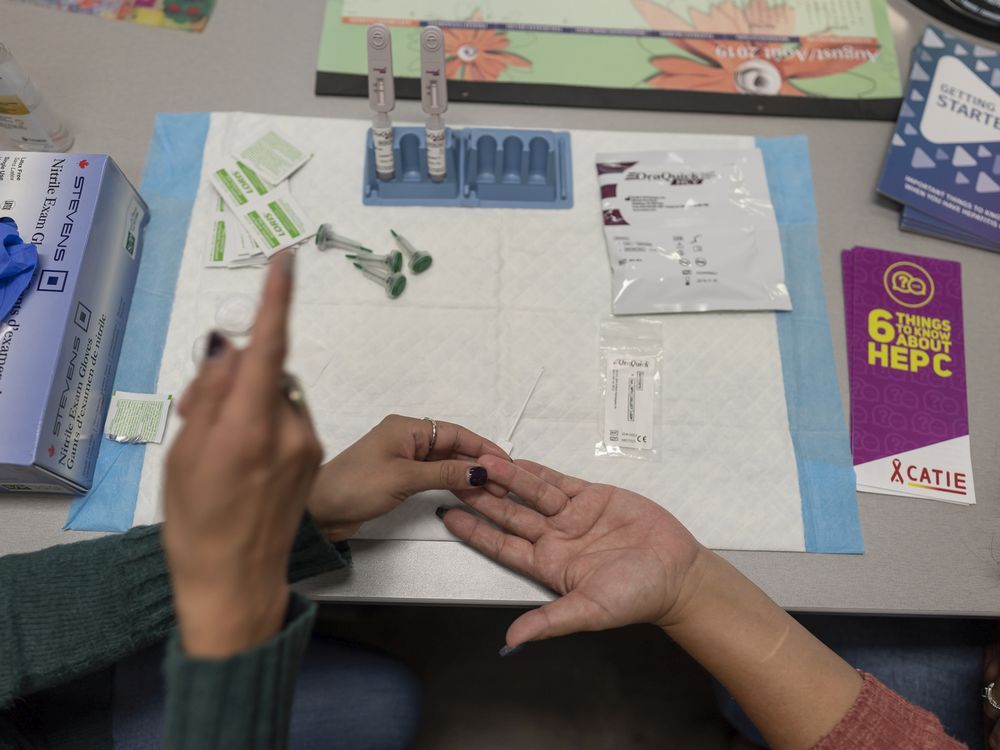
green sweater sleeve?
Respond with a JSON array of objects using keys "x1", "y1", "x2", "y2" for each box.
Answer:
[
  {"x1": 0, "y1": 518, "x2": 348, "y2": 710},
  {"x1": 163, "y1": 593, "x2": 316, "y2": 750}
]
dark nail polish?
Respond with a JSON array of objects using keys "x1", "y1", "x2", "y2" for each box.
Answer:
[
  {"x1": 467, "y1": 466, "x2": 488, "y2": 487},
  {"x1": 206, "y1": 331, "x2": 226, "y2": 359},
  {"x1": 499, "y1": 643, "x2": 525, "y2": 658},
  {"x1": 435, "y1": 506, "x2": 451, "y2": 521}
]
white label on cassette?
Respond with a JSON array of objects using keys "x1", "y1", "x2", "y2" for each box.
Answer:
[{"x1": 604, "y1": 357, "x2": 655, "y2": 450}]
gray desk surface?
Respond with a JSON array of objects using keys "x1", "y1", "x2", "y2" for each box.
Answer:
[{"x1": 3, "y1": 0, "x2": 999, "y2": 616}]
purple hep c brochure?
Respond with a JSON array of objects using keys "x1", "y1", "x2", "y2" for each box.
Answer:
[{"x1": 842, "y1": 246, "x2": 974, "y2": 504}]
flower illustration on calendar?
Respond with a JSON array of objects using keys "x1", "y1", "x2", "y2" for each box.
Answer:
[
  {"x1": 443, "y1": 11, "x2": 532, "y2": 82},
  {"x1": 632, "y1": 0, "x2": 882, "y2": 96}
]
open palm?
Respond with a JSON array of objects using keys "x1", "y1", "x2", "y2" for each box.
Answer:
[{"x1": 444, "y1": 455, "x2": 705, "y2": 649}]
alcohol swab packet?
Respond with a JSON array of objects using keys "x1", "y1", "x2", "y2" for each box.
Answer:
[
  {"x1": 205, "y1": 197, "x2": 266, "y2": 268},
  {"x1": 233, "y1": 128, "x2": 313, "y2": 186},
  {"x1": 104, "y1": 392, "x2": 173, "y2": 444},
  {"x1": 210, "y1": 159, "x2": 314, "y2": 257}
]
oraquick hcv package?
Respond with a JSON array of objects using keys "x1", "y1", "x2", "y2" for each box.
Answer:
[
  {"x1": 596, "y1": 149, "x2": 791, "y2": 314},
  {"x1": 0, "y1": 152, "x2": 148, "y2": 494}
]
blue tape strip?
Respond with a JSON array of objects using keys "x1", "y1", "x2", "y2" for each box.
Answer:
[
  {"x1": 757, "y1": 136, "x2": 862, "y2": 554},
  {"x1": 65, "y1": 113, "x2": 211, "y2": 532}
]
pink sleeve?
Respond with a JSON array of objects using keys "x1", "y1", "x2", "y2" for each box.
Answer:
[{"x1": 814, "y1": 672, "x2": 967, "y2": 750}]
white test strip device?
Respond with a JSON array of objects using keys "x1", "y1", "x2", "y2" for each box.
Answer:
[
  {"x1": 367, "y1": 24, "x2": 396, "y2": 181},
  {"x1": 419, "y1": 26, "x2": 448, "y2": 182}
]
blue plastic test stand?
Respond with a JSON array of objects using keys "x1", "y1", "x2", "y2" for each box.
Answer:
[{"x1": 362, "y1": 126, "x2": 573, "y2": 209}]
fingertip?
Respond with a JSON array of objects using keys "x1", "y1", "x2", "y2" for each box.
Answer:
[
  {"x1": 480, "y1": 453, "x2": 512, "y2": 473},
  {"x1": 439, "y1": 506, "x2": 473, "y2": 537},
  {"x1": 505, "y1": 615, "x2": 540, "y2": 650},
  {"x1": 467, "y1": 465, "x2": 488, "y2": 487},
  {"x1": 484, "y1": 480, "x2": 506, "y2": 497},
  {"x1": 498, "y1": 642, "x2": 526, "y2": 658},
  {"x1": 269, "y1": 248, "x2": 295, "y2": 284},
  {"x1": 252, "y1": 253, "x2": 294, "y2": 335},
  {"x1": 279, "y1": 248, "x2": 296, "y2": 277},
  {"x1": 482, "y1": 440, "x2": 513, "y2": 462}
]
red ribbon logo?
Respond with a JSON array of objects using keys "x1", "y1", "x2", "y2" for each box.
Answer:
[{"x1": 890, "y1": 459, "x2": 903, "y2": 484}]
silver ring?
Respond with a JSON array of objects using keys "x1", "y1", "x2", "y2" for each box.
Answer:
[
  {"x1": 983, "y1": 682, "x2": 1000, "y2": 711},
  {"x1": 281, "y1": 373, "x2": 307, "y2": 411},
  {"x1": 422, "y1": 417, "x2": 438, "y2": 460}
]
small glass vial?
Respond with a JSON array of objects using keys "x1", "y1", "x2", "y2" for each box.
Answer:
[{"x1": 0, "y1": 43, "x2": 73, "y2": 152}]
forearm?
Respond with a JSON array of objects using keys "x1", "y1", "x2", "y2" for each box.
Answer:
[
  {"x1": 163, "y1": 593, "x2": 316, "y2": 750},
  {"x1": 0, "y1": 516, "x2": 347, "y2": 709},
  {"x1": 663, "y1": 550, "x2": 862, "y2": 750},
  {"x1": 0, "y1": 525, "x2": 172, "y2": 710}
]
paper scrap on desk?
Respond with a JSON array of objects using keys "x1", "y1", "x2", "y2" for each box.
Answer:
[
  {"x1": 205, "y1": 197, "x2": 267, "y2": 268},
  {"x1": 11, "y1": 0, "x2": 215, "y2": 32},
  {"x1": 105, "y1": 392, "x2": 173, "y2": 445},
  {"x1": 842, "y1": 246, "x2": 974, "y2": 505},
  {"x1": 234, "y1": 128, "x2": 313, "y2": 186},
  {"x1": 209, "y1": 160, "x2": 314, "y2": 256}
]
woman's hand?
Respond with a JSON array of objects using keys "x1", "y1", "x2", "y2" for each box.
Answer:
[
  {"x1": 441, "y1": 455, "x2": 705, "y2": 650},
  {"x1": 307, "y1": 416, "x2": 511, "y2": 541},
  {"x1": 447, "y1": 456, "x2": 867, "y2": 750},
  {"x1": 163, "y1": 252, "x2": 323, "y2": 659}
]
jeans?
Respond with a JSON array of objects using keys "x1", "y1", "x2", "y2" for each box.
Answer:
[
  {"x1": 716, "y1": 615, "x2": 991, "y2": 749},
  {"x1": 112, "y1": 635, "x2": 422, "y2": 749}
]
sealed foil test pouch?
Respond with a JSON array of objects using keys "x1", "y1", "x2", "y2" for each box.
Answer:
[
  {"x1": 596, "y1": 318, "x2": 662, "y2": 461},
  {"x1": 595, "y1": 149, "x2": 792, "y2": 315}
]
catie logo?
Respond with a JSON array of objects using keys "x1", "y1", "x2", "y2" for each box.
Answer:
[{"x1": 889, "y1": 458, "x2": 967, "y2": 495}]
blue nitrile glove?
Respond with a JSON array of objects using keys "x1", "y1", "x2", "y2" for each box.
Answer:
[{"x1": 0, "y1": 217, "x2": 39, "y2": 321}]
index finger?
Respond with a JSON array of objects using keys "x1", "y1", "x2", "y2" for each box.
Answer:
[
  {"x1": 479, "y1": 455, "x2": 570, "y2": 516},
  {"x1": 432, "y1": 421, "x2": 511, "y2": 462},
  {"x1": 515, "y1": 459, "x2": 589, "y2": 498},
  {"x1": 230, "y1": 252, "x2": 295, "y2": 413}
]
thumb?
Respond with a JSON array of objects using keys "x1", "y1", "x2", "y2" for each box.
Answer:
[
  {"x1": 505, "y1": 591, "x2": 607, "y2": 649},
  {"x1": 401, "y1": 459, "x2": 489, "y2": 494}
]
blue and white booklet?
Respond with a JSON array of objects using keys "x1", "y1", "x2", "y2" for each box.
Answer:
[{"x1": 877, "y1": 26, "x2": 1000, "y2": 251}]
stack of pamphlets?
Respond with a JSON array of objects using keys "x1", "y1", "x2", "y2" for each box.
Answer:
[
  {"x1": 842, "y1": 245, "x2": 975, "y2": 504},
  {"x1": 877, "y1": 26, "x2": 1000, "y2": 252}
]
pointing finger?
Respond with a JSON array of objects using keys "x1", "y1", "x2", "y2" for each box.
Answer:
[
  {"x1": 230, "y1": 252, "x2": 295, "y2": 416},
  {"x1": 479, "y1": 455, "x2": 570, "y2": 516}
]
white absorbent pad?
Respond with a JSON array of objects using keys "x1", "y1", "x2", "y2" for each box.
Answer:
[{"x1": 127, "y1": 112, "x2": 860, "y2": 554}]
